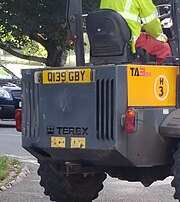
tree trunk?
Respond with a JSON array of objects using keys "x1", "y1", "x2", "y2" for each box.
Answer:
[{"x1": 45, "y1": 40, "x2": 67, "y2": 67}]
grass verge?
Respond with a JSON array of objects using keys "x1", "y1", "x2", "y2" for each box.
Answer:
[{"x1": 0, "y1": 156, "x2": 23, "y2": 185}]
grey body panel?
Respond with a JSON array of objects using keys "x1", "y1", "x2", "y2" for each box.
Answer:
[
  {"x1": 22, "y1": 65, "x2": 175, "y2": 167},
  {"x1": 160, "y1": 108, "x2": 180, "y2": 137},
  {"x1": 128, "y1": 108, "x2": 175, "y2": 166}
]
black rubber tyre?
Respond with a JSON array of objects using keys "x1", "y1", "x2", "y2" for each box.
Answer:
[
  {"x1": 171, "y1": 142, "x2": 180, "y2": 201},
  {"x1": 38, "y1": 161, "x2": 107, "y2": 202}
]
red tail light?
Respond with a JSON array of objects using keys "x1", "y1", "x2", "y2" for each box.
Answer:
[
  {"x1": 125, "y1": 108, "x2": 136, "y2": 133},
  {"x1": 15, "y1": 109, "x2": 22, "y2": 132}
]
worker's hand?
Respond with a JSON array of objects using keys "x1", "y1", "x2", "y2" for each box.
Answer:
[
  {"x1": 156, "y1": 33, "x2": 168, "y2": 42},
  {"x1": 162, "y1": 33, "x2": 168, "y2": 42}
]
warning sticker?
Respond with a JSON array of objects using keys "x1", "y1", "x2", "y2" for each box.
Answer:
[
  {"x1": 71, "y1": 137, "x2": 86, "y2": 149},
  {"x1": 51, "y1": 137, "x2": 65, "y2": 148}
]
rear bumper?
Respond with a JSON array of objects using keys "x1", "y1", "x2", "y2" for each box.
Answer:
[
  {"x1": 0, "y1": 105, "x2": 15, "y2": 119},
  {"x1": 24, "y1": 146, "x2": 134, "y2": 167}
]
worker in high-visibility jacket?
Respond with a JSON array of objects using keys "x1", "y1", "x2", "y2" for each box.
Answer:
[{"x1": 100, "y1": 0, "x2": 172, "y2": 64}]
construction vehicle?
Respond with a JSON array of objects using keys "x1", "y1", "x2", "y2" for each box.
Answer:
[{"x1": 15, "y1": 0, "x2": 180, "y2": 201}]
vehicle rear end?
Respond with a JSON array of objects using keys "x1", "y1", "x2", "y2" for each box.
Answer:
[
  {"x1": 15, "y1": 1, "x2": 180, "y2": 201},
  {"x1": 0, "y1": 84, "x2": 21, "y2": 119},
  {"x1": 0, "y1": 64, "x2": 21, "y2": 119},
  {"x1": 20, "y1": 64, "x2": 178, "y2": 169}
]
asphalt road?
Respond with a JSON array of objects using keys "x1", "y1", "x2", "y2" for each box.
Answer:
[{"x1": 0, "y1": 120, "x2": 178, "y2": 202}]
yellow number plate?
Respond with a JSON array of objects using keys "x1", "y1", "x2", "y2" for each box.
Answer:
[
  {"x1": 71, "y1": 137, "x2": 86, "y2": 149},
  {"x1": 43, "y1": 69, "x2": 91, "y2": 84},
  {"x1": 51, "y1": 137, "x2": 65, "y2": 148}
]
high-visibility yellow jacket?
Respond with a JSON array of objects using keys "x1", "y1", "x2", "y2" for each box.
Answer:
[{"x1": 100, "y1": 0, "x2": 166, "y2": 53}]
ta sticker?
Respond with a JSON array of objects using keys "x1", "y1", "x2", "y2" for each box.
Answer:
[{"x1": 154, "y1": 75, "x2": 169, "y2": 101}]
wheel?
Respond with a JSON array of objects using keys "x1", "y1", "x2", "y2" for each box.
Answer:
[
  {"x1": 171, "y1": 142, "x2": 180, "y2": 201},
  {"x1": 38, "y1": 161, "x2": 107, "y2": 202}
]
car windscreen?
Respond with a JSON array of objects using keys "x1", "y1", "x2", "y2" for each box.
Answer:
[{"x1": 0, "y1": 66, "x2": 12, "y2": 80}]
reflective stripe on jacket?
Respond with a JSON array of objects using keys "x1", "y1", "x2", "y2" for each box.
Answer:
[{"x1": 100, "y1": 0, "x2": 166, "y2": 53}]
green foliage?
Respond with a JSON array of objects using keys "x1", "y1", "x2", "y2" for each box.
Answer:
[
  {"x1": 10, "y1": 158, "x2": 21, "y2": 166},
  {"x1": 0, "y1": 0, "x2": 69, "y2": 65},
  {"x1": 23, "y1": 42, "x2": 47, "y2": 58},
  {"x1": 0, "y1": 156, "x2": 22, "y2": 182},
  {"x1": 0, "y1": 156, "x2": 8, "y2": 181},
  {"x1": 0, "y1": 0, "x2": 68, "y2": 47}
]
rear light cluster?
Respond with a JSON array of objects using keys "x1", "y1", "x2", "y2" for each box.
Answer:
[
  {"x1": 125, "y1": 108, "x2": 136, "y2": 133},
  {"x1": 15, "y1": 109, "x2": 22, "y2": 132}
]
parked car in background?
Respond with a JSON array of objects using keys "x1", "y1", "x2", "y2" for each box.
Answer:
[{"x1": 0, "y1": 64, "x2": 21, "y2": 119}]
